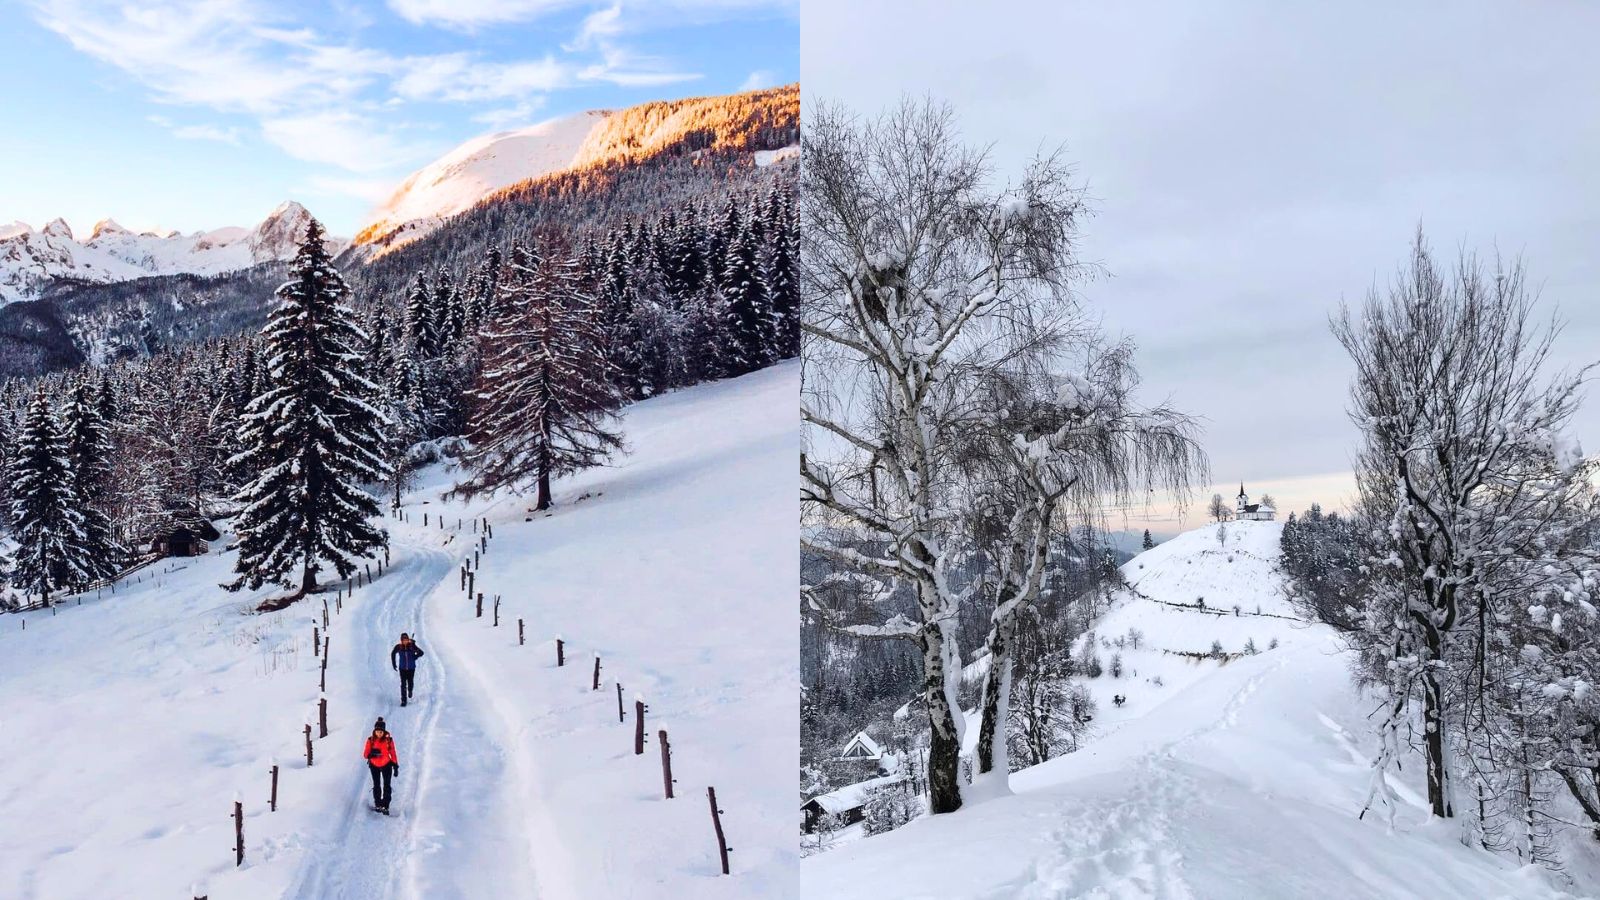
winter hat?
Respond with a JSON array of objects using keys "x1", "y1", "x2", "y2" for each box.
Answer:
[
  {"x1": 374, "y1": 717, "x2": 387, "y2": 732},
  {"x1": 400, "y1": 633, "x2": 410, "y2": 640}
]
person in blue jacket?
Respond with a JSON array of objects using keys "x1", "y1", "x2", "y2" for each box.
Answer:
[{"x1": 390, "y1": 633, "x2": 425, "y2": 706}]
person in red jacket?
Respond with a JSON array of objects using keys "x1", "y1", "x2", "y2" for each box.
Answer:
[{"x1": 363, "y1": 717, "x2": 399, "y2": 813}]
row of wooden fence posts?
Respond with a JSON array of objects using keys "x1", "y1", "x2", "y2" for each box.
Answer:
[{"x1": 463, "y1": 515, "x2": 728, "y2": 874}]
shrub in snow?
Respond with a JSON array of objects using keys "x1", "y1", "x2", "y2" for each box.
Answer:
[
  {"x1": 1109, "y1": 652, "x2": 1124, "y2": 678},
  {"x1": 862, "y1": 784, "x2": 921, "y2": 836},
  {"x1": 1244, "y1": 637, "x2": 1258, "y2": 655},
  {"x1": 1268, "y1": 637, "x2": 1279, "y2": 650},
  {"x1": 1209, "y1": 640, "x2": 1224, "y2": 659}
]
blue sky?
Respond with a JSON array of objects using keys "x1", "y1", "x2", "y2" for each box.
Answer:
[{"x1": 0, "y1": 0, "x2": 796, "y2": 237}]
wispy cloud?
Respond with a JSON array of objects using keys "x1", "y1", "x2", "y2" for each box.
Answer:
[
  {"x1": 389, "y1": 0, "x2": 795, "y2": 31},
  {"x1": 29, "y1": 0, "x2": 712, "y2": 177},
  {"x1": 738, "y1": 68, "x2": 777, "y2": 91}
]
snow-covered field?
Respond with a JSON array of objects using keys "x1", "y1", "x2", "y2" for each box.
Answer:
[
  {"x1": 0, "y1": 361, "x2": 797, "y2": 899},
  {"x1": 805, "y1": 520, "x2": 1600, "y2": 899}
]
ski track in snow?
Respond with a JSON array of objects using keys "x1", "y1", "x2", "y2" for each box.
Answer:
[{"x1": 281, "y1": 534, "x2": 455, "y2": 900}]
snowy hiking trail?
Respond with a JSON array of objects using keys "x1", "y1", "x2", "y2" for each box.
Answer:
[
  {"x1": 809, "y1": 521, "x2": 1599, "y2": 899},
  {"x1": 283, "y1": 518, "x2": 537, "y2": 900}
]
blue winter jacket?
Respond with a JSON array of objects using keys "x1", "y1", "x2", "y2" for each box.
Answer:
[{"x1": 391, "y1": 642, "x2": 425, "y2": 671}]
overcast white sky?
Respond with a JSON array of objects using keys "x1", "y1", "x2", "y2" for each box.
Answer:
[{"x1": 803, "y1": 0, "x2": 1600, "y2": 534}]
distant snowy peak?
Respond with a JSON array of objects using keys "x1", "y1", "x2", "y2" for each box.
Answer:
[
  {"x1": 352, "y1": 84, "x2": 801, "y2": 257},
  {"x1": 0, "y1": 202, "x2": 346, "y2": 304},
  {"x1": 353, "y1": 109, "x2": 612, "y2": 254}
]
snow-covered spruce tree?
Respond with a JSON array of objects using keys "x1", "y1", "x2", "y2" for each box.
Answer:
[
  {"x1": 1335, "y1": 233, "x2": 1596, "y2": 827},
  {"x1": 455, "y1": 243, "x2": 624, "y2": 510},
  {"x1": 761, "y1": 184, "x2": 799, "y2": 360},
  {"x1": 227, "y1": 219, "x2": 390, "y2": 605},
  {"x1": 720, "y1": 213, "x2": 773, "y2": 376},
  {"x1": 404, "y1": 272, "x2": 437, "y2": 358},
  {"x1": 10, "y1": 391, "x2": 95, "y2": 605},
  {"x1": 800, "y1": 101, "x2": 1200, "y2": 813},
  {"x1": 61, "y1": 381, "x2": 124, "y2": 578}
]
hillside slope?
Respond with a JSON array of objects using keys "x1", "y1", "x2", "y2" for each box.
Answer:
[
  {"x1": 805, "y1": 520, "x2": 1600, "y2": 899},
  {"x1": 0, "y1": 362, "x2": 797, "y2": 900}
]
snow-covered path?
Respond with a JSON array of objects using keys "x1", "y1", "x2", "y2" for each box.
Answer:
[
  {"x1": 282, "y1": 521, "x2": 537, "y2": 900},
  {"x1": 806, "y1": 521, "x2": 1600, "y2": 898}
]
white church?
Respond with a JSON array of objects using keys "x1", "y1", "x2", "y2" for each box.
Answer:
[{"x1": 1236, "y1": 484, "x2": 1276, "y2": 521}]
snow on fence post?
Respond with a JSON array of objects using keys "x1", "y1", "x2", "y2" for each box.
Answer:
[
  {"x1": 592, "y1": 653, "x2": 601, "y2": 690},
  {"x1": 269, "y1": 757, "x2": 279, "y2": 812},
  {"x1": 634, "y1": 697, "x2": 648, "y2": 755},
  {"x1": 232, "y1": 792, "x2": 244, "y2": 867},
  {"x1": 318, "y1": 694, "x2": 328, "y2": 738},
  {"x1": 192, "y1": 879, "x2": 208, "y2": 900},
  {"x1": 518, "y1": 618, "x2": 525, "y2": 645},
  {"x1": 304, "y1": 723, "x2": 314, "y2": 767},
  {"x1": 707, "y1": 787, "x2": 731, "y2": 875},
  {"x1": 616, "y1": 682, "x2": 625, "y2": 722},
  {"x1": 658, "y1": 728, "x2": 675, "y2": 799}
]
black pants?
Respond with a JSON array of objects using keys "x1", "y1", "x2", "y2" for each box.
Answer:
[
  {"x1": 399, "y1": 668, "x2": 416, "y2": 702},
  {"x1": 370, "y1": 763, "x2": 392, "y2": 808}
]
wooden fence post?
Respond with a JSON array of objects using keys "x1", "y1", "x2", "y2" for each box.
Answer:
[
  {"x1": 365, "y1": 563, "x2": 372, "y2": 583},
  {"x1": 424, "y1": 512, "x2": 428, "y2": 527},
  {"x1": 592, "y1": 653, "x2": 601, "y2": 690},
  {"x1": 305, "y1": 723, "x2": 314, "y2": 766},
  {"x1": 269, "y1": 758, "x2": 279, "y2": 812},
  {"x1": 468, "y1": 571, "x2": 476, "y2": 598},
  {"x1": 659, "y1": 729, "x2": 675, "y2": 799},
  {"x1": 319, "y1": 694, "x2": 328, "y2": 738},
  {"x1": 708, "y1": 787, "x2": 730, "y2": 875},
  {"x1": 313, "y1": 625, "x2": 319, "y2": 657},
  {"x1": 556, "y1": 637, "x2": 565, "y2": 666},
  {"x1": 616, "y1": 682, "x2": 625, "y2": 723},
  {"x1": 487, "y1": 523, "x2": 493, "y2": 539},
  {"x1": 233, "y1": 793, "x2": 244, "y2": 867},
  {"x1": 476, "y1": 592, "x2": 483, "y2": 618},
  {"x1": 634, "y1": 697, "x2": 647, "y2": 755},
  {"x1": 518, "y1": 618, "x2": 525, "y2": 645},
  {"x1": 493, "y1": 596, "x2": 499, "y2": 627},
  {"x1": 322, "y1": 600, "x2": 329, "y2": 629},
  {"x1": 320, "y1": 650, "x2": 328, "y2": 693}
]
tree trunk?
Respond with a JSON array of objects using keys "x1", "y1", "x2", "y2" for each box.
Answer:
[
  {"x1": 300, "y1": 560, "x2": 318, "y2": 598},
  {"x1": 975, "y1": 618, "x2": 1013, "y2": 777},
  {"x1": 535, "y1": 468, "x2": 552, "y2": 511},
  {"x1": 1421, "y1": 650, "x2": 1452, "y2": 818},
  {"x1": 920, "y1": 622, "x2": 963, "y2": 815}
]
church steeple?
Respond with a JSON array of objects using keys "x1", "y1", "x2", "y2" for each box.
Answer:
[{"x1": 1238, "y1": 482, "x2": 1246, "y2": 499}]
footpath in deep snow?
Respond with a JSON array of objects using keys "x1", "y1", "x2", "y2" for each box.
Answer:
[
  {"x1": 0, "y1": 362, "x2": 798, "y2": 900},
  {"x1": 804, "y1": 520, "x2": 1600, "y2": 900}
]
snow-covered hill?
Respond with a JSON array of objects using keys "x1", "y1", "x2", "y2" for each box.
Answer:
[
  {"x1": 0, "y1": 202, "x2": 346, "y2": 304},
  {"x1": 350, "y1": 84, "x2": 800, "y2": 258},
  {"x1": 0, "y1": 362, "x2": 797, "y2": 900},
  {"x1": 806, "y1": 519, "x2": 1600, "y2": 898},
  {"x1": 352, "y1": 110, "x2": 612, "y2": 255}
]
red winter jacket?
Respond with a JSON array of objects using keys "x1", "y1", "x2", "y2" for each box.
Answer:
[{"x1": 363, "y1": 734, "x2": 398, "y2": 768}]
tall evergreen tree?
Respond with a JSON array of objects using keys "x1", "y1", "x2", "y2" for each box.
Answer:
[
  {"x1": 11, "y1": 392, "x2": 94, "y2": 604},
  {"x1": 228, "y1": 220, "x2": 390, "y2": 603},
  {"x1": 62, "y1": 381, "x2": 124, "y2": 577},
  {"x1": 720, "y1": 217, "x2": 772, "y2": 374},
  {"x1": 457, "y1": 244, "x2": 624, "y2": 510}
]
